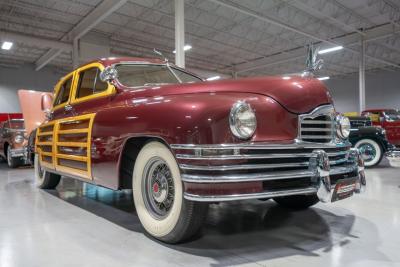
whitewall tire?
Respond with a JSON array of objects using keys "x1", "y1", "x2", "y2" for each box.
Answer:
[
  {"x1": 355, "y1": 139, "x2": 383, "y2": 167},
  {"x1": 34, "y1": 154, "x2": 61, "y2": 189},
  {"x1": 132, "y1": 141, "x2": 208, "y2": 243}
]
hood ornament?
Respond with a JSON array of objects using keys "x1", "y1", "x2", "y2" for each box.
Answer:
[{"x1": 303, "y1": 44, "x2": 324, "y2": 77}]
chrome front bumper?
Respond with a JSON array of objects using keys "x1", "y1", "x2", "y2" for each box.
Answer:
[
  {"x1": 171, "y1": 142, "x2": 366, "y2": 202},
  {"x1": 386, "y1": 150, "x2": 400, "y2": 168},
  {"x1": 10, "y1": 147, "x2": 27, "y2": 158}
]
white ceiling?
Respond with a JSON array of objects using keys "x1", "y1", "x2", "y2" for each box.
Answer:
[{"x1": 0, "y1": 0, "x2": 399, "y2": 78}]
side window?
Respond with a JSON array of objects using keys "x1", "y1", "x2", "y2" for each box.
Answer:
[
  {"x1": 76, "y1": 67, "x2": 108, "y2": 99},
  {"x1": 54, "y1": 77, "x2": 72, "y2": 106}
]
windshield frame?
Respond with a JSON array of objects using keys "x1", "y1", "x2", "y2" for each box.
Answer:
[{"x1": 112, "y1": 63, "x2": 204, "y2": 89}]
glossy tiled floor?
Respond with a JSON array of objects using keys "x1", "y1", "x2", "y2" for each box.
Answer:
[{"x1": 0, "y1": 160, "x2": 399, "y2": 267}]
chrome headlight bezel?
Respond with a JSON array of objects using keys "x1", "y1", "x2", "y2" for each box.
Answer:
[
  {"x1": 229, "y1": 101, "x2": 257, "y2": 140},
  {"x1": 336, "y1": 114, "x2": 351, "y2": 139},
  {"x1": 14, "y1": 134, "x2": 24, "y2": 144}
]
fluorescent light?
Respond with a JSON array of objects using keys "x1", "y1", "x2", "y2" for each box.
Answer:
[
  {"x1": 318, "y1": 46, "x2": 343, "y2": 54},
  {"x1": 1, "y1": 41, "x2": 13, "y2": 50},
  {"x1": 206, "y1": 76, "x2": 221, "y2": 81},
  {"x1": 173, "y1": 45, "x2": 192, "y2": 54},
  {"x1": 317, "y1": 76, "x2": 330, "y2": 81}
]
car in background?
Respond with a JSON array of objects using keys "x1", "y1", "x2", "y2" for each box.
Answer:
[
  {"x1": 0, "y1": 113, "x2": 23, "y2": 123},
  {"x1": 361, "y1": 109, "x2": 400, "y2": 147},
  {"x1": 18, "y1": 90, "x2": 53, "y2": 165},
  {"x1": 347, "y1": 116, "x2": 394, "y2": 167},
  {"x1": 0, "y1": 119, "x2": 26, "y2": 168}
]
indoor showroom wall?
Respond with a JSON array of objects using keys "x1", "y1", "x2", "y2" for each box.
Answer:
[
  {"x1": 325, "y1": 68, "x2": 400, "y2": 113},
  {"x1": 0, "y1": 64, "x2": 59, "y2": 113}
]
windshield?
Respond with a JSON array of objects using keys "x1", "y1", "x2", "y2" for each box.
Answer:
[
  {"x1": 7, "y1": 120, "x2": 25, "y2": 130},
  {"x1": 115, "y1": 64, "x2": 202, "y2": 87},
  {"x1": 383, "y1": 110, "x2": 400, "y2": 121}
]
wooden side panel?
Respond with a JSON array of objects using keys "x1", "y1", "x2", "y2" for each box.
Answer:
[{"x1": 36, "y1": 114, "x2": 95, "y2": 180}]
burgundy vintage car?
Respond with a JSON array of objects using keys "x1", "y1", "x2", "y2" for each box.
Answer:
[{"x1": 34, "y1": 57, "x2": 366, "y2": 243}]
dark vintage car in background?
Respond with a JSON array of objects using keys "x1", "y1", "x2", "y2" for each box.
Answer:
[
  {"x1": 0, "y1": 119, "x2": 26, "y2": 168},
  {"x1": 347, "y1": 116, "x2": 394, "y2": 167},
  {"x1": 362, "y1": 109, "x2": 400, "y2": 147},
  {"x1": 34, "y1": 57, "x2": 366, "y2": 243}
]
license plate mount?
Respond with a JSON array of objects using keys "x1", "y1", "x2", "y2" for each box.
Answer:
[{"x1": 331, "y1": 178, "x2": 357, "y2": 202}]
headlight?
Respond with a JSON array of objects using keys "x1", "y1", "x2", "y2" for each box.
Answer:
[
  {"x1": 14, "y1": 135, "x2": 24, "y2": 144},
  {"x1": 229, "y1": 101, "x2": 257, "y2": 139},
  {"x1": 336, "y1": 115, "x2": 350, "y2": 139}
]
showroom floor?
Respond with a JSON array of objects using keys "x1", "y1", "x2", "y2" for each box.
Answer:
[{"x1": 0, "y1": 161, "x2": 399, "y2": 267}]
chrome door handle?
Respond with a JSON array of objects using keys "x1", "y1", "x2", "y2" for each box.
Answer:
[{"x1": 64, "y1": 104, "x2": 73, "y2": 112}]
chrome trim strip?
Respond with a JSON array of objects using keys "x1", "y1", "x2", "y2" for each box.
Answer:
[
  {"x1": 181, "y1": 164, "x2": 356, "y2": 183},
  {"x1": 300, "y1": 134, "x2": 333, "y2": 139},
  {"x1": 184, "y1": 187, "x2": 318, "y2": 202},
  {"x1": 182, "y1": 170, "x2": 314, "y2": 183},
  {"x1": 175, "y1": 150, "x2": 348, "y2": 160},
  {"x1": 180, "y1": 162, "x2": 310, "y2": 171},
  {"x1": 300, "y1": 127, "x2": 332, "y2": 131},
  {"x1": 301, "y1": 120, "x2": 332, "y2": 124},
  {"x1": 170, "y1": 140, "x2": 350, "y2": 150}
]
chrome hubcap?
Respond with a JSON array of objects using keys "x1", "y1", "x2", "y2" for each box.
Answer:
[
  {"x1": 142, "y1": 157, "x2": 175, "y2": 219},
  {"x1": 358, "y1": 143, "x2": 376, "y2": 162}
]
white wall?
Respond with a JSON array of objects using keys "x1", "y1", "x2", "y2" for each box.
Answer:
[
  {"x1": 0, "y1": 64, "x2": 61, "y2": 112},
  {"x1": 325, "y1": 69, "x2": 400, "y2": 113}
]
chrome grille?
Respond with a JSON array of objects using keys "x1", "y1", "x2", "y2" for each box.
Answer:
[{"x1": 299, "y1": 105, "x2": 335, "y2": 143}]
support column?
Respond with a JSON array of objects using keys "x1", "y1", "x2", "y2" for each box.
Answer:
[
  {"x1": 359, "y1": 36, "x2": 366, "y2": 113},
  {"x1": 175, "y1": 0, "x2": 185, "y2": 68},
  {"x1": 72, "y1": 38, "x2": 79, "y2": 69}
]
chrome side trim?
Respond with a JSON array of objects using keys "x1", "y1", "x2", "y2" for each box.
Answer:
[
  {"x1": 170, "y1": 140, "x2": 350, "y2": 150},
  {"x1": 184, "y1": 187, "x2": 318, "y2": 202},
  {"x1": 182, "y1": 170, "x2": 314, "y2": 183},
  {"x1": 180, "y1": 162, "x2": 310, "y2": 171},
  {"x1": 181, "y1": 164, "x2": 357, "y2": 183},
  {"x1": 175, "y1": 150, "x2": 348, "y2": 160}
]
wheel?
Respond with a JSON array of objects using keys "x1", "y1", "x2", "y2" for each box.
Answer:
[
  {"x1": 34, "y1": 154, "x2": 61, "y2": 189},
  {"x1": 7, "y1": 146, "x2": 21, "y2": 168},
  {"x1": 355, "y1": 139, "x2": 383, "y2": 167},
  {"x1": 132, "y1": 141, "x2": 208, "y2": 243},
  {"x1": 273, "y1": 194, "x2": 320, "y2": 210}
]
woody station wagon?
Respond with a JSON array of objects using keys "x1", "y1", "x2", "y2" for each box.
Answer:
[{"x1": 34, "y1": 57, "x2": 366, "y2": 243}]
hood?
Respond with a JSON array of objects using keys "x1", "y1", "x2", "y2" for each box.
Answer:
[
  {"x1": 120, "y1": 75, "x2": 332, "y2": 114},
  {"x1": 18, "y1": 90, "x2": 52, "y2": 136}
]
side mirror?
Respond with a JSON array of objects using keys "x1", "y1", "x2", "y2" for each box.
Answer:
[
  {"x1": 99, "y1": 66, "x2": 118, "y2": 82},
  {"x1": 41, "y1": 93, "x2": 53, "y2": 119}
]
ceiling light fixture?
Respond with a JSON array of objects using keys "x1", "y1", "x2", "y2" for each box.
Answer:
[
  {"x1": 206, "y1": 76, "x2": 221, "y2": 81},
  {"x1": 318, "y1": 46, "x2": 343, "y2": 54},
  {"x1": 1, "y1": 41, "x2": 13, "y2": 50},
  {"x1": 317, "y1": 76, "x2": 330, "y2": 81},
  {"x1": 173, "y1": 45, "x2": 192, "y2": 54}
]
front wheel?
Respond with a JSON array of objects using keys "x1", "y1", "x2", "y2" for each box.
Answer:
[
  {"x1": 273, "y1": 194, "x2": 320, "y2": 210},
  {"x1": 34, "y1": 154, "x2": 61, "y2": 189},
  {"x1": 7, "y1": 146, "x2": 21, "y2": 168},
  {"x1": 132, "y1": 141, "x2": 208, "y2": 243},
  {"x1": 355, "y1": 139, "x2": 383, "y2": 167}
]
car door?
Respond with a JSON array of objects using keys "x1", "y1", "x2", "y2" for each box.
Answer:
[{"x1": 36, "y1": 73, "x2": 76, "y2": 174}]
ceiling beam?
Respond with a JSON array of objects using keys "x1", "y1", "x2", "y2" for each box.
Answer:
[
  {"x1": 34, "y1": 0, "x2": 127, "y2": 71},
  {"x1": 0, "y1": 30, "x2": 72, "y2": 51}
]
